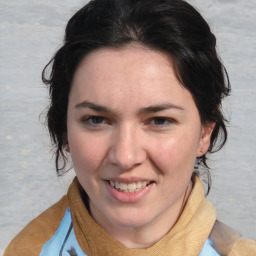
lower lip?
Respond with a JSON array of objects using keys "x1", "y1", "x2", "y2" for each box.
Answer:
[{"x1": 105, "y1": 181, "x2": 153, "y2": 203}]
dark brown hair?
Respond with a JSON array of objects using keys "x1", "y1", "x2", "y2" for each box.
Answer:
[{"x1": 42, "y1": 0, "x2": 230, "y2": 193}]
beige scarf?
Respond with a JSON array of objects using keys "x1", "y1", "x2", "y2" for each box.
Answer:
[{"x1": 68, "y1": 175, "x2": 216, "y2": 256}]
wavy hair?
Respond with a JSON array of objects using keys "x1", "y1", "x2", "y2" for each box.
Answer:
[{"x1": 42, "y1": 0, "x2": 230, "y2": 193}]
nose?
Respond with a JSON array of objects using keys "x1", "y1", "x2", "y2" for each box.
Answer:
[{"x1": 107, "y1": 125, "x2": 146, "y2": 170}]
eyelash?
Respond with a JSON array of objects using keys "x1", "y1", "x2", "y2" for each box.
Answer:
[
  {"x1": 82, "y1": 116, "x2": 109, "y2": 127},
  {"x1": 148, "y1": 117, "x2": 175, "y2": 127},
  {"x1": 81, "y1": 116, "x2": 175, "y2": 128}
]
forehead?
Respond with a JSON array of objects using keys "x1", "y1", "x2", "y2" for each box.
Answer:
[
  {"x1": 69, "y1": 45, "x2": 195, "y2": 112},
  {"x1": 74, "y1": 44, "x2": 175, "y2": 82}
]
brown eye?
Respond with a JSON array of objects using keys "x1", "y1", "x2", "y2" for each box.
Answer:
[
  {"x1": 151, "y1": 117, "x2": 173, "y2": 126},
  {"x1": 88, "y1": 116, "x2": 105, "y2": 124},
  {"x1": 82, "y1": 116, "x2": 108, "y2": 126}
]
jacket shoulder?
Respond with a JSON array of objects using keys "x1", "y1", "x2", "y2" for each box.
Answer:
[
  {"x1": 210, "y1": 220, "x2": 256, "y2": 256},
  {"x1": 4, "y1": 196, "x2": 68, "y2": 256}
]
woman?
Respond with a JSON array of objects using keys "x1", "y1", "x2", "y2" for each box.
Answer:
[{"x1": 4, "y1": 0, "x2": 256, "y2": 255}]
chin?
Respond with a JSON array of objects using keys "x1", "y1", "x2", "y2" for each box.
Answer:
[{"x1": 109, "y1": 208, "x2": 153, "y2": 229}]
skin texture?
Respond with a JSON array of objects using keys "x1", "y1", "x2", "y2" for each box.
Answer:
[{"x1": 66, "y1": 44, "x2": 214, "y2": 248}]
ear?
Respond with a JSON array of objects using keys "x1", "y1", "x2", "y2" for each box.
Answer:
[
  {"x1": 65, "y1": 144, "x2": 70, "y2": 153},
  {"x1": 196, "y1": 122, "x2": 215, "y2": 157},
  {"x1": 63, "y1": 133, "x2": 70, "y2": 152}
]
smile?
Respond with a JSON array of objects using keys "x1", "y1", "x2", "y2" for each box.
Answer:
[{"x1": 109, "y1": 180, "x2": 151, "y2": 193}]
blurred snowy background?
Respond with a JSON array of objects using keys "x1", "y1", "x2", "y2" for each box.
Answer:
[{"x1": 0, "y1": 0, "x2": 255, "y2": 253}]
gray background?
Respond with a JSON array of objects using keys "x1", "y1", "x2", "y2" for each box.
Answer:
[{"x1": 0, "y1": 0, "x2": 255, "y2": 253}]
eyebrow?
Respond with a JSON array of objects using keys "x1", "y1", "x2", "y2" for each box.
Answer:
[
  {"x1": 75, "y1": 101, "x2": 184, "y2": 114},
  {"x1": 75, "y1": 101, "x2": 114, "y2": 114},
  {"x1": 138, "y1": 103, "x2": 185, "y2": 114}
]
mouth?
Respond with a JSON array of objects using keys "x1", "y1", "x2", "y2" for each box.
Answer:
[{"x1": 108, "y1": 180, "x2": 152, "y2": 193}]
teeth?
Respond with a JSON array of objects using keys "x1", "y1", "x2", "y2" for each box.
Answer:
[
  {"x1": 136, "y1": 181, "x2": 142, "y2": 187},
  {"x1": 142, "y1": 181, "x2": 147, "y2": 187},
  {"x1": 120, "y1": 183, "x2": 127, "y2": 191},
  {"x1": 128, "y1": 182, "x2": 136, "y2": 192},
  {"x1": 109, "y1": 180, "x2": 150, "y2": 193},
  {"x1": 115, "y1": 181, "x2": 120, "y2": 189}
]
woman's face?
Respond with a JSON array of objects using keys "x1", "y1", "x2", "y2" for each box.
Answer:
[{"x1": 67, "y1": 45, "x2": 213, "y2": 241}]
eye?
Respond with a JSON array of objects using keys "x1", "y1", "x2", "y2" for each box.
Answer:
[
  {"x1": 150, "y1": 117, "x2": 174, "y2": 126},
  {"x1": 82, "y1": 116, "x2": 109, "y2": 126}
]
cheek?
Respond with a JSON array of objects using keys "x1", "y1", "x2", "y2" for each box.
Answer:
[
  {"x1": 149, "y1": 135, "x2": 198, "y2": 173},
  {"x1": 69, "y1": 133, "x2": 107, "y2": 174},
  {"x1": 149, "y1": 138, "x2": 179, "y2": 170}
]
